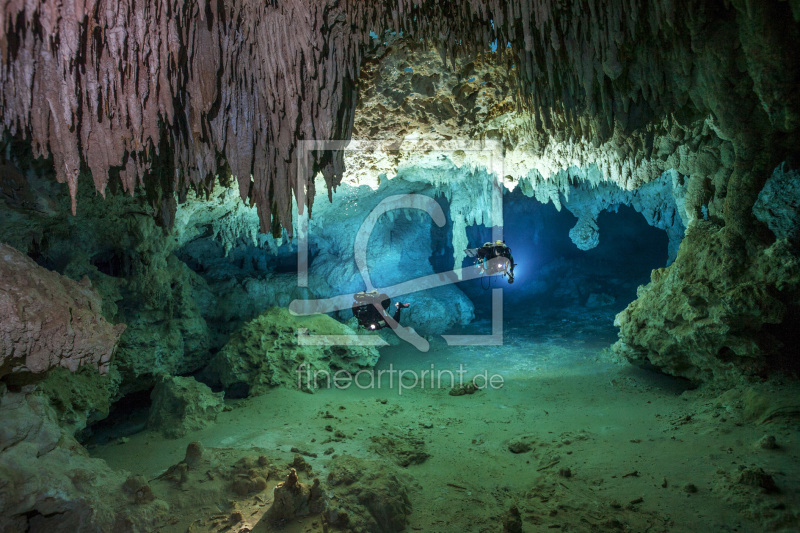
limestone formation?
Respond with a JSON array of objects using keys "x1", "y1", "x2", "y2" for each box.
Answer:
[
  {"x1": 2, "y1": 1, "x2": 797, "y2": 239},
  {"x1": 141, "y1": 443, "x2": 285, "y2": 530},
  {"x1": 0, "y1": 243, "x2": 125, "y2": 378},
  {"x1": 207, "y1": 307, "x2": 380, "y2": 395},
  {"x1": 508, "y1": 435, "x2": 536, "y2": 454},
  {"x1": 305, "y1": 171, "x2": 476, "y2": 335},
  {"x1": 613, "y1": 221, "x2": 800, "y2": 383},
  {"x1": 345, "y1": 39, "x2": 740, "y2": 271},
  {"x1": 753, "y1": 163, "x2": 800, "y2": 244},
  {"x1": 0, "y1": 175, "x2": 215, "y2": 398},
  {"x1": 0, "y1": 1, "x2": 797, "y2": 387},
  {"x1": 563, "y1": 171, "x2": 687, "y2": 263},
  {"x1": 325, "y1": 454, "x2": 412, "y2": 533},
  {"x1": 0, "y1": 385, "x2": 167, "y2": 531},
  {"x1": 147, "y1": 375, "x2": 225, "y2": 439},
  {"x1": 262, "y1": 469, "x2": 327, "y2": 524},
  {"x1": 737, "y1": 467, "x2": 780, "y2": 494},
  {"x1": 37, "y1": 366, "x2": 122, "y2": 437},
  {"x1": 0, "y1": 3, "x2": 798, "y2": 530}
]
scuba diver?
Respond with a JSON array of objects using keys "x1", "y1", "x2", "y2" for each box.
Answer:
[
  {"x1": 466, "y1": 240, "x2": 516, "y2": 283},
  {"x1": 352, "y1": 290, "x2": 410, "y2": 330}
]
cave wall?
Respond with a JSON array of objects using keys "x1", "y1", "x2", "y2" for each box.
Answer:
[
  {"x1": 0, "y1": 164, "x2": 217, "y2": 409},
  {"x1": 0, "y1": 383, "x2": 168, "y2": 532},
  {"x1": 0, "y1": 243, "x2": 125, "y2": 379},
  {"x1": 172, "y1": 169, "x2": 476, "y2": 337}
]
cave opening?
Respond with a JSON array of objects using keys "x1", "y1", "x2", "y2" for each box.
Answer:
[
  {"x1": 375, "y1": 184, "x2": 677, "y2": 383},
  {"x1": 79, "y1": 387, "x2": 154, "y2": 447},
  {"x1": 89, "y1": 249, "x2": 130, "y2": 278},
  {"x1": 455, "y1": 191, "x2": 669, "y2": 339}
]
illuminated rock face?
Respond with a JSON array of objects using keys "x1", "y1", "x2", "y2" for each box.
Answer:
[
  {"x1": 562, "y1": 170, "x2": 687, "y2": 264},
  {"x1": 342, "y1": 14, "x2": 800, "y2": 383},
  {"x1": 2, "y1": 1, "x2": 797, "y2": 238},
  {"x1": 0, "y1": 243, "x2": 125, "y2": 378},
  {"x1": 206, "y1": 307, "x2": 381, "y2": 396},
  {"x1": 613, "y1": 222, "x2": 800, "y2": 383}
]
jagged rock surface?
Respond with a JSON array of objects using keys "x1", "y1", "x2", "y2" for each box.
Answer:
[
  {"x1": 172, "y1": 177, "x2": 475, "y2": 337},
  {"x1": 324, "y1": 454, "x2": 412, "y2": 533},
  {"x1": 346, "y1": 40, "x2": 742, "y2": 270},
  {"x1": 563, "y1": 170, "x2": 687, "y2": 263},
  {"x1": 2, "y1": 1, "x2": 797, "y2": 237},
  {"x1": 262, "y1": 469, "x2": 327, "y2": 524},
  {"x1": 613, "y1": 222, "x2": 800, "y2": 383},
  {"x1": 147, "y1": 376, "x2": 224, "y2": 439},
  {"x1": 343, "y1": 12, "x2": 800, "y2": 383},
  {"x1": 37, "y1": 366, "x2": 122, "y2": 438},
  {"x1": 0, "y1": 0, "x2": 798, "y2": 387},
  {"x1": 0, "y1": 172, "x2": 216, "y2": 400},
  {"x1": 0, "y1": 243, "x2": 125, "y2": 378},
  {"x1": 0, "y1": 385, "x2": 168, "y2": 531},
  {"x1": 753, "y1": 163, "x2": 800, "y2": 244},
  {"x1": 206, "y1": 307, "x2": 380, "y2": 395}
]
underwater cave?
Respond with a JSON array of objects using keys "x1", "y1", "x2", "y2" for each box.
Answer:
[{"x1": 1, "y1": 1, "x2": 800, "y2": 532}]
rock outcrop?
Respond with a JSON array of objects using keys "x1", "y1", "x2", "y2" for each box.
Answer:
[
  {"x1": 0, "y1": 243, "x2": 125, "y2": 379},
  {"x1": 0, "y1": 385, "x2": 167, "y2": 531},
  {"x1": 753, "y1": 163, "x2": 800, "y2": 244},
  {"x1": 324, "y1": 454, "x2": 412, "y2": 533},
  {"x1": 206, "y1": 307, "x2": 380, "y2": 395},
  {"x1": 262, "y1": 469, "x2": 327, "y2": 524},
  {"x1": 0, "y1": 173, "x2": 215, "y2": 400},
  {"x1": 613, "y1": 221, "x2": 800, "y2": 383},
  {"x1": 562, "y1": 170, "x2": 687, "y2": 263},
  {"x1": 147, "y1": 376, "x2": 225, "y2": 439},
  {"x1": 37, "y1": 366, "x2": 122, "y2": 438}
]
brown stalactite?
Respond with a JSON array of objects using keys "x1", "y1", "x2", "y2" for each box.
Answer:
[{"x1": 0, "y1": 1, "x2": 798, "y2": 235}]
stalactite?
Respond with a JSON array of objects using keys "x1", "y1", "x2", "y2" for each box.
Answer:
[{"x1": 0, "y1": 1, "x2": 797, "y2": 236}]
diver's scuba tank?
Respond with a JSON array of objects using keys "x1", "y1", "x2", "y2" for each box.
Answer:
[
  {"x1": 352, "y1": 290, "x2": 375, "y2": 323},
  {"x1": 353, "y1": 290, "x2": 379, "y2": 305},
  {"x1": 352, "y1": 290, "x2": 390, "y2": 326}
]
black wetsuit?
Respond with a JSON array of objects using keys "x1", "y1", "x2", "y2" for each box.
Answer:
[
  {"x1": 477, "y1": 243, "x2": 515, "y2": 279},
  {"x1": 353, "y1": 293, "x2": 405, "y2": 330}
]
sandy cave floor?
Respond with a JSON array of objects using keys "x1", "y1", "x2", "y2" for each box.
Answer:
[{"x1": 91, "y1": 309, "x2": 800, "y2": 533}]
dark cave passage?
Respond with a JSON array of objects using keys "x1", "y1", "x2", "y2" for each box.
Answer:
[
  {"x1": 456, "y1": 190, "x2": 670, "y2": 346},
  {"x1": 79, "y1": 387, "x2": 154, "y2": 446}
]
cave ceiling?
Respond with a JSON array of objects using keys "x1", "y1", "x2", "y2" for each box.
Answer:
[{"x1": 0, "y1": 1, "x2": 798, "y2": 236}]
